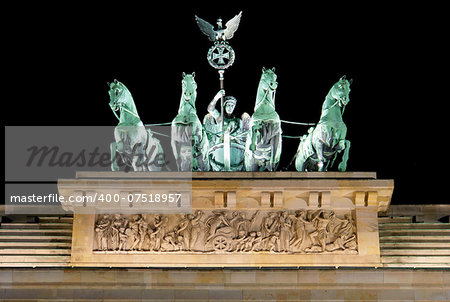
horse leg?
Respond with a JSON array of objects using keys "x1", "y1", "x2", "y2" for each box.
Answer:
[
  {"x1": 295, "y1": 157, "x2": 306, "y2": 171},
  {"x1": 145, "y1": 139, "x2": 165, "y2": 172},
  {"x1": 153, "y1": 142, "x2": 166, "y2": 171},
  {"x1": 245, "y1": 132, "x2": 256, "y2": 172},
  {"x1": 130, "y1": 143, "x2": 145, "y2": 171},
  {"x1": 270, "y1": 132, "x2": 281, "y2": 171},
  {"x1": 295, "y1": 143, "x2": 307, "y2": 172},
  {"x1": 250, "y1": 128, "x2": 258, "y2": 151},
  {"x1": 329, "y1": 152, "x2": 338, "y2": 169},
  {"x1": 338, "y1": 140, "x2": 351, "y2": 171},
  {"x1": 131, "y1": 156, "x2": 142, "y2": 171},
  {"x1": 201, "y1": 130, "x2": 210, "y2": 172},
  {"x1": 316, "y1": 141, "x2": 325, "y2": 171},
  {"x1": 244, "y1": 150, "x2": 253, "y2": 171},
  {"x1": 110, "y1": 142, "x2": 120, "y2": 171},
  {"x1": 295, "y1": 137, "x2": 313, "y2": 172}
]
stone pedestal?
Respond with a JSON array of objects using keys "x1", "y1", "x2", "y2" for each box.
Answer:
[{"x1": 57, "y1": 172, "x2": 393, "y2": 267}]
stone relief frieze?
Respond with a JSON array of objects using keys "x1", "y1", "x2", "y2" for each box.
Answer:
[{"x1": 94, "y1": 210, "x2": 357, "y2": 254}]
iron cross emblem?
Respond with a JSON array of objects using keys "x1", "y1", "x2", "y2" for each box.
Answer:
[{"x1": 207, "y1": 42, "x2": 235, "y2": 70}]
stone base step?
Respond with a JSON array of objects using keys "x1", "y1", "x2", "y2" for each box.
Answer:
[
  {"x1": 0, "y1": 242, "x2": 71, "y2": 248},
  {"x1": 379, "y1": 229, "x2": 450, "y2": 236},
  {"x1": 381, "y1": 242, "x2": 450, "y2": 249},
  {"x1": 382, "y1": 262, "x2": 450, "y2": 268},
  {"x1": 380, "y1": 236, "x2": 450, "y2": 242},
  {"x1": 0, "y1": 248, "x2": 71, "y2": 255},
  {"x1": 381, "y1": 249, "x2": 450, "y2": 256},
  {"x1": 378, "y1": 216, "x2": 412, "y2": 223},
  {"x1": 0, "y1": 255, "x2": 70, "y2": 263},
  {"x1": 1, "y1": 222, "x2": 73, "y2": 229},
  {"x1": 37, "y1": 216, "x2": 73, "y2": 223},
  {"x1": 381, "y1": 255, "x2": 450, "y2": 264},
  {"x1": 0, "y1": 262, "x2": 70, "y2": 267},
  {"x1": 0, "y1": 229, "x2": 72, "y2": 234},
  {"x1": 379, "y1": 222, "x2": 450, "y2": 230},
  {"x1": 0, "y1": 235, "x2": 72, "y2": 241}
]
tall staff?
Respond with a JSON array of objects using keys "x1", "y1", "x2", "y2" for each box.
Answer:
[{"x1": 195, "y1": 11, "x2": 242, "y2": 132}]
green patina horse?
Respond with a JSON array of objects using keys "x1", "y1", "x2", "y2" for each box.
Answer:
[
  {"x1": 244, "y1": 67, "x2": 282, "y2": 171},
  {"x1": 295, "y1": 76, "x2": 352, "y2": 171},
  {"x1": 171, "y1": 73, "x2": 209, "y2": 171},
  {"x1": 109, "y1": 80, "x2": 165, "y2": 171}
]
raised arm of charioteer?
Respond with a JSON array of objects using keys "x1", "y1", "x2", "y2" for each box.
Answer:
[{"x1": 208, "y1": 89, "x2": 226, "y2": 121}]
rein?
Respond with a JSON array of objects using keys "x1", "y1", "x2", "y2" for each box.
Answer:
[
  {"x1": 120, "y1": 106, "x2": 141, "y2": 119},
  {"x1": 256, "y1": 86, "x2": 275, "y2": 109},
  {"x1": 111, "y1": 109, "x2": 120, "y2": 121},
  {"x1": 112, "y1": 103, "x2": 141, "y2": 122},
  {"x1": 321, "y1": 97, "x2": 347, "y2": 117},
  {"x1": 181, "y1": 96, "x2": 197, "y2": 112}
]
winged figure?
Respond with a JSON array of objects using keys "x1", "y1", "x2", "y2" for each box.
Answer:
[{"x1": 195, "y1": 11, "x2": 242, "y2": 42}]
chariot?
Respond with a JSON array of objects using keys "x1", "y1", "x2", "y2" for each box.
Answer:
[
  {"x1": 208, "y1": 226, "x2": 235, "y2": 252},
  {"x1": 207, "y1": 131, "x2": 246, "y2": 171}
]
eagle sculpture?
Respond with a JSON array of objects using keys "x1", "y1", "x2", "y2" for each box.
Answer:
[{"x1": 195, "y1": 11, "x2": 242, "y2": 42}]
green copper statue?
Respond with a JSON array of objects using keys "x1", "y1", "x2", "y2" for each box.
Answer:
[
  {"x1": 108, "y1": 80, "x2": 165, "y2": 171},
  {"x1": 203, "y1": 90, "x2": 250, "y2": 171},
  {"x1": 244, "y1": 67, "x2": 282, "y2": 171},
  {"x1": 295, "y1": 76, "x2": 352, "y2": 172},
  {"x1": 171, "y1": 73, "x2": 210, "y2": 171}
]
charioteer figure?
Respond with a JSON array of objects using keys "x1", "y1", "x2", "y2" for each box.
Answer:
[
  {"x1": 204, "y1": 89, "x2": 248, "y2": 144},
  {"x1": 203, "y1": 89, "x2": 250, "y2": 171}
]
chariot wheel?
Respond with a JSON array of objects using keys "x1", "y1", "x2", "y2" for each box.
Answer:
[{"x1": 212, "y1": 235, "x2": 230, "y2": 251}]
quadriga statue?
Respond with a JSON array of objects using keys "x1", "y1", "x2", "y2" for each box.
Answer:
[
  {"x1": 295, "y1": 76, "x2": 352, "y2": 171},
  {"x1": 171, "y1": 73, "x2": 209, "y2": 171},
  {"x1": 108, "y1": 80, "x2": 165, "y2": 171},
  {"x1": 245, "y1": 67, "x2": 282, "y2": 171}
]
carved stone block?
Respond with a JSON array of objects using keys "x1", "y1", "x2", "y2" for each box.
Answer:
[
  {"x1": 227, "y1": 191, "x2": 236, "y2": 208},
  {"x1": 309, "y1": 191, "x2": 319, "y2": 208},
  {"x1": 261, "y1": 192, "x2": 271, "y2": 208},
  {"x1": 273, "y1": 191, "x2": 283, "y2": 207},
  {"x1": 215, "y1": 191, "x2": 225, "y2": 208},
  {"x1": 320, "y1": 191, "x2": 331, "y2": 208},
  {"x1": 367, "y1": 191, "x2": 378, "y2": 207},
  {"x1": 355, "y1": 191, "x2": 366, "y2": 207}
]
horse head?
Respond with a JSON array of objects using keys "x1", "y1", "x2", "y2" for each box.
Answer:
[
  {"x1": 181, "y1": 72, "x2": 197, "y2": 103},
  {"x1": 255, "y1": 67, "x2": 278, "y2": 112},
  {"x1": 330, "y1": 75, "x2": 353, "y2": 107},
  {"x1": 108, "y1": 80, "x2": 140, "y2": 124},
  {"x1": 260, "y1": 67, "x2": 278, "y2": 92},
  {"x1": 108, "y1": 79, "x2": 127, "y2": 112}
]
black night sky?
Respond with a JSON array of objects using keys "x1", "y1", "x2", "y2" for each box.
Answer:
[{"x1": 5, "y1": 4, "x2": 449, "y2": 205}]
